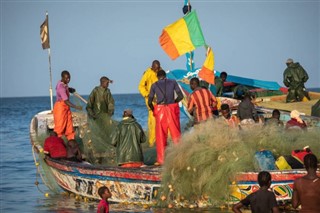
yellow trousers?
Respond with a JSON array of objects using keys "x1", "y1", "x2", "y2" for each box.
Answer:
[{"x1": 145, "y1": 98, "x2": 156, "y2": 147}]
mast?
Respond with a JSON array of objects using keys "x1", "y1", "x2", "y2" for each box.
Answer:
[{"x1": 40, "y1": 11, "x2": 53, "y2": 111}]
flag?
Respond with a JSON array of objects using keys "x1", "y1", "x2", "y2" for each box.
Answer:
[
  {"x1": 198, "y1": 47, "x2": 215, "y2": 84},
  {"x1": 159, "y1": 10, "x2": 206, "y2": 60},
  {"x1": 40, "y1": 14, "x2": 50, "y2": 49}
]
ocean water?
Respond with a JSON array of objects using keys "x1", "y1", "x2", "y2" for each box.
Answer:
[{"x1": 0, "y1": 94, "x2": 231, "y2": 213}]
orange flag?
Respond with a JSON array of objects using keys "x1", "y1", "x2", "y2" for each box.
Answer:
[{"x1": 198, "y1": 47, "x2": 215, "y2": 84}]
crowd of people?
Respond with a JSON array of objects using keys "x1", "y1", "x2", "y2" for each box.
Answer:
[
  {"x1": 42, "y1": 58, "x2": 317, "y2": 212},
  {"x1": 45, "y1": 58, "x2": 312, "y2": 165}
]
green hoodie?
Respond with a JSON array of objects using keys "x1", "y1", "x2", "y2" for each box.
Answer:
[
  {"x1": 283, "y1": 62, "x2": 309, "y2": 88},
  {"x1": 110, "y1": 117, "x2": 146, "y2": 165}
]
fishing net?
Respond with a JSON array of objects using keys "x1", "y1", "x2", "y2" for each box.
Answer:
[
  {"x1": 32, "y1": 133, "x2": 62, "y2": 194},
  {"x1": 158, "y1": 119, "x2": 320, "y2": 207},
  {"x1": 78, "y1": 114, "x2": 118, "y2": 165}
]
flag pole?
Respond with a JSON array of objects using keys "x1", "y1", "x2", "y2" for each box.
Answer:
[
  {"x1": 41, "y1": 11, "x2": 53, "y2": 111},
  {"x1": 48, "y1": 47, "x2": 53, "y2": 111}
]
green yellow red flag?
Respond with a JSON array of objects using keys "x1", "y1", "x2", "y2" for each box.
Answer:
[{"x1": 159, "y1": 10, "x2": 206, "y2": 60}]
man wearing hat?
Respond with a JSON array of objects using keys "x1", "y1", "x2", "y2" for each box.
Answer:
[
  {"x1": 283, "y1": 58, "x2": 309, "y2": 103},
  {"x1": 86, "y1": 76, "x2": 114, "y2": 119},
  {"x1": 86, "y1": 76, "x2": 116, "y2": 163},
  {"x1": 148, "y1": 70, "x2": 184, "y2": 165},
  {"x1": 110, "y1": 109, "x2": 146, "y2": 167}
]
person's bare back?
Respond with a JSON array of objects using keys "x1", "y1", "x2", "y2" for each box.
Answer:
[
  {"x1": 293, "y1": 176, "x2": 320, "y2": 212},
  {"x1": 292, "y1": 153, "x2": 320, "y2": 212}
]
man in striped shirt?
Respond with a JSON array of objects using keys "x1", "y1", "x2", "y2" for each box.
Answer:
[{"x1": 187, "y1": 77, "x2": 218, "y2": 125}]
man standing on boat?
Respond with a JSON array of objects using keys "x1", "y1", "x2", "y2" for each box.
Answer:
[
  {"x1": 187, "y1": 77, "x2": 217, "y2": 125},
  {"x1": 86, "y1": 76, "x2": 116, "y2": 164},
  {"x1": 148, "y1": 70, "x2": 183, "y2": 165},
  {"x1": 53, "y1": 70, "x2": 82, "y2": 140},
  {"x1": 283, "y1": 58, "x2": 309, "y2": 103},
  {"x1": 86, "y1": 76, "x2": 115, "y2": 119},
  {"x1": 138, "y1": 60, "x2": 161, "y2": 147}
]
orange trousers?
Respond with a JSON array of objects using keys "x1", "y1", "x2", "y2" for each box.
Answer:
[
  {"x1": 154, "y1": 103, "x2": 181, "y2": 165},
  {"x1": 53, "y1": 101, "x2": 75, "y2": 140}
]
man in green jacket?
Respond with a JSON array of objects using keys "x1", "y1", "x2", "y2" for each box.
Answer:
[
  {"x1": 110, "y1": 109, "x2": 146, "y2": 167},
  {"x1": 283, "y1": 58, "x2": 309, "y2": 103},
  {"x1": 86, "y1": 76, "x2": 114, "y2": 119},
  {"x1": 85, "y1": 76, "x2": 116, "y2": 164}
]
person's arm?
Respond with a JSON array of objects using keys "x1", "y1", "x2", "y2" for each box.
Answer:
[
  {"x1": 148, "y1": 85, "x2": 155, "y2": 111},
  {"x1": 300, "y1": 65, "x2": 309, "y2": 83},
  {"x1": 138, "y1": 71, "x2": 149, "y2": 98},
  {"x1": 86, "y1": 90, "x2": 96, "y2": 118},
  {"x1": 292, "y1": 180, "x2": 300, "y2": 208},
  {"x1": 174, "y1": 81, "x2": 184, "y2": 103},
  {"x1": 107, "y1": 90, "x2": 115, "y2": 116},
  {"x1": 251, "y1": 103, "x2": 258, "y2": 121},
  {"x1": 138, "y1": 124, "x2": 146, "y2": 144},
  {"x1": 110, "y1": 126, "x2": 120, "y2": 146},
  {"x1": 64, "y1": 99, "x2": 82, "y2": 110},
  {"x1": 187, "y1": 94, "x2": 194, "y2": 114},
  {"x1": 232, "y1": 202, "x2": 244, "y2": 213},
  {"x1": 210, "y1": 92, "x2": 217, "y2": 108}
]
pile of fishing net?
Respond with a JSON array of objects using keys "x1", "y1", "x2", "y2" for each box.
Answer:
[{"x1": 158, "y1": 119, "x2": 320, "y2": 208}]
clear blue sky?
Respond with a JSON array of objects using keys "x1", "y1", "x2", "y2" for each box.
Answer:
[{"x1": 1, "y1": 0, "x2": 319, "y2": 97}]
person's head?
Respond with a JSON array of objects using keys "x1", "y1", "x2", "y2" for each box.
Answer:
[
  {"x1": 243, "y1": 92, "x2": 252, "y2": 101},
  {"x1": 304, "y1": 153, "x2": 318, "y2": 171},
  {"x1": 286, "y1": 58, "x2": 294, "y2": 67},
  {"x1": 272, "y1": 109, "x2": 281, "y2": 120},
  {"x1": 151, "y1": 60, "x2": 161, "y2": 73},
  {"x1": 49, "y1": 131, "x2": 58, "y2": 137},
  {"x1": 123, "y1": 108, "x2": 133, "y2": 118},
  {"x1": 98, "y1": 186, "x2": 112, "y2": 200},
  {"x1": 68, "y1": 139, "x2": 78, "y2": 148},
  {"x1": 100, "y1": 76, "x2": 112, "y2": 89},
  {"x1": 189, "y1": 77, "x2": 200, "y2": 91},
  {"x1": 257, "y1": 171, "x2": 272, "y2": 187},
  {"x1": 157, "y1": 70, "x2": 166, "y2": 80},
  {"x1": 220, "y1": 72, "x2": 228, "y2": 82},
  {"x1": 61, "y1": 70, "x2": 71, "y2": 84},
  {"x1": 220, "y1": 104, "x2": 231, "y2": 119}
]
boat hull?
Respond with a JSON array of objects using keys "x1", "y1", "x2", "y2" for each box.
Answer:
[{"x1": 30, "y1": 109, "x2": 319, "y2": 205}]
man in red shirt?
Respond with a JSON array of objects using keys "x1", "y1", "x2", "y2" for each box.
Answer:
[
  {"x1": 43, "y1": 131, "x2": 67, "y2": 159},
  {"x1": 187, "y1": 77, "x2": 217, "y2": 125}
]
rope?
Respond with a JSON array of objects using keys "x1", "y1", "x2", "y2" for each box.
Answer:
[{"x1": 32, "y1": 144, "x2": 50, "y2": 194}]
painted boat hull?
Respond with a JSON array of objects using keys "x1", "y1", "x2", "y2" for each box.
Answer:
[{"x1": 30, "y1": 109, "x2": 319, "y2": 204}]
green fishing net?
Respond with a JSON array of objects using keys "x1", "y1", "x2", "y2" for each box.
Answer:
[{"x1": 159, "y1": 119, "x2": 320, "y2": 207}]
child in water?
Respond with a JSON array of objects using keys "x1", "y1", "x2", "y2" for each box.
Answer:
[
  {"x1": 97, "y1": 186, "x2": 112, "y2": 213},
  {"x1": 232, "y1": 171, "x2": 279, "y2": 213}
]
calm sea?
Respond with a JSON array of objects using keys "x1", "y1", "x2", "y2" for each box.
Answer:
[{"x1": 0, "y1": 94, "x2": 231, "y2": 213}]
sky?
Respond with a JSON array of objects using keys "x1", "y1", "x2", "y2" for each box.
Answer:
[{"x1": 1, "y1": 0, "x2": 319, "y2": 98}]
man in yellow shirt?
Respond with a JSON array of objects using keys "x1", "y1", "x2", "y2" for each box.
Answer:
[{"x1": 138, "y1": 60, "x2": 160, "y2": 147}]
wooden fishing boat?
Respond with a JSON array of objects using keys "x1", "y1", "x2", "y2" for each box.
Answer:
[
  {"x1": 30, "y1": 102, "x2": 320, "y2": 205},
  {"x1": 30, "y1": 110, "x2": 161, "y2": 204}
]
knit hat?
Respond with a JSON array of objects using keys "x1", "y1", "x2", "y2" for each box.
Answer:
[
  {"x1": 286, "y1": 58, "x2": 294, "y2": 64},
  {"x1": 124, "y1": 108, "x2": 133, "y2": 115},
  {"x1": 290, "y1": 110, "x2": 303, "y2": 123}
]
